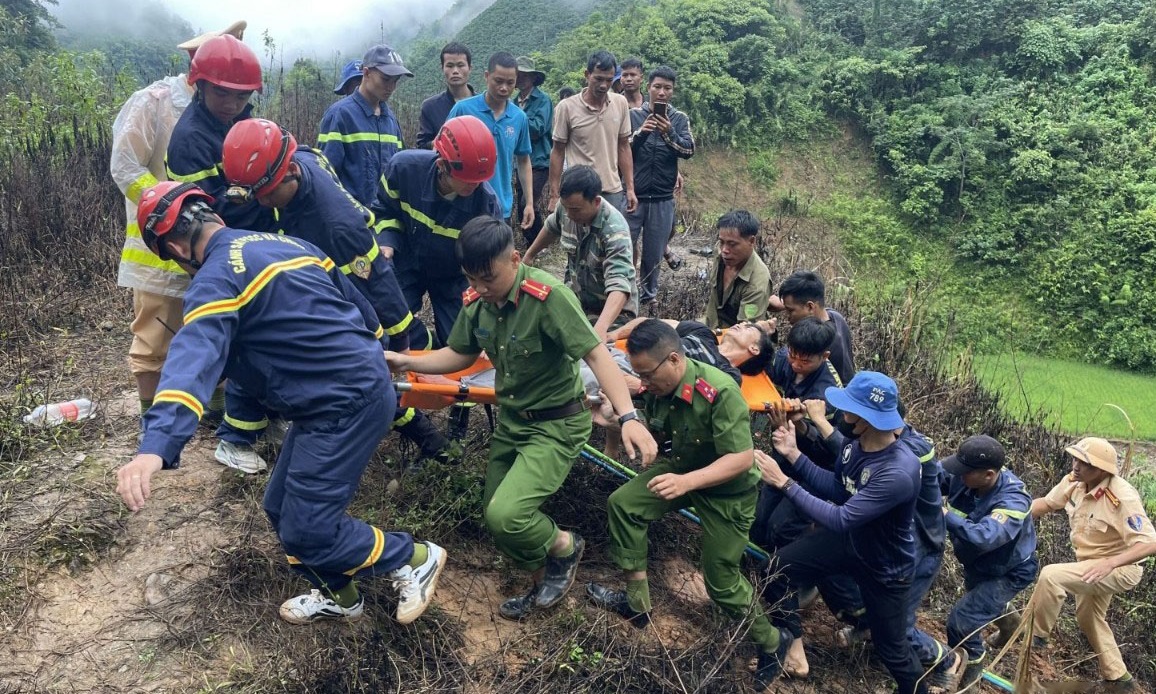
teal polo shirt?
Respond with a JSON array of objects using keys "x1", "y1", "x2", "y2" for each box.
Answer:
[{"x1": 448, "y1": 93, "x2": 531, "y2": 218}]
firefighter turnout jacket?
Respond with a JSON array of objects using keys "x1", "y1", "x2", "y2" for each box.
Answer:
[
  {"x1": 139, "y1": 229, "x2": 389, "y2": 467},
  {"x1": 277, "y1": 146, "x2": 412, "y2": 351}
]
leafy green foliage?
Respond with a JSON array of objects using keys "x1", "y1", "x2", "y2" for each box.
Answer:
[
  {"x1": 800, "y1": 0, "x2": 1156, "y2": 370},
  {"x1": 539, "y1": 0, "x2": 825, "y2": 144}
]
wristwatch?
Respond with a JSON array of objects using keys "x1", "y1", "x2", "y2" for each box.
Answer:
[{"x1": 617, "y1": 410, "x2": 640, "y2": 426}]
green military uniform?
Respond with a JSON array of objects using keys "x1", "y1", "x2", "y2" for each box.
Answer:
[
  {"x1": 606, "y1": 358, "x2": 779, "y2": 648},
  {"x1": 703, "y1": 252, "x2": 771, "y2": 329},
  {"x1": 543, "y1": 199, "x2": 639, "y2": 324},
  {"x1": 447, "y1": 263, "x2": 601, "y2": 570}
]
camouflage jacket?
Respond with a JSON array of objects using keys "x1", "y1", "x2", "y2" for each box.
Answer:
[{"x1": 544, "y1": 199, "x2": 639, "y2": 319}]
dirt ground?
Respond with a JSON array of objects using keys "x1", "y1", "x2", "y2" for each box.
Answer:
[{"x1": 4, "y1": 139, "x2": 1148, "y2": 693}]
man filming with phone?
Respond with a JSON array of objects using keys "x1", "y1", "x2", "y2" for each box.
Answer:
[{"x1": 627, "y1": 66, "x2": 695, "y2": 311}]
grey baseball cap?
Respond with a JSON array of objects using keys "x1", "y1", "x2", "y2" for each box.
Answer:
[{"x1": 362, "y1": 44, "x2": 413, "y2": 78}]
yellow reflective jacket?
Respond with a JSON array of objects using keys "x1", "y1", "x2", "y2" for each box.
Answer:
[{"x1": 111, "y1": 74, "x2": 194, "y2": 297}]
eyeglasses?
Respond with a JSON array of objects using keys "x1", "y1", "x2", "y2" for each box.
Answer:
[{"x1": 634, "y1": 352, "x2": 675, "y2": 380}]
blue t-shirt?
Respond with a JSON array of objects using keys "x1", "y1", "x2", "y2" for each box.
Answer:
[{"x1": 448, "y1": 93, "x2": 531, "y2": 217}]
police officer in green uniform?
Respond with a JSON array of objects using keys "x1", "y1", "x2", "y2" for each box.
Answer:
[
  {"x1": 387, "y1": 216, "x2": 656, "y2": 620},
  {"x1": 587, "y1": 319, "x2": 791, "y2": 690}
]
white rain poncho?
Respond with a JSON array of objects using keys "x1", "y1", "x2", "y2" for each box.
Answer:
[{"x1": 111, "y1": 74, "x2": 194, "y2": 297}]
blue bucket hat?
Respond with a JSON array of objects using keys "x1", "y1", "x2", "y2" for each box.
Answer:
[
  {"x1": 825, "y1": 371, "x2": 905, "y2": 432},
  {"x1": 334, "y1": 60, "x2": 362, "y2": 94}
]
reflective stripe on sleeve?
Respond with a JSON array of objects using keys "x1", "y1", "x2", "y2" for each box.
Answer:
[
  {"x1": 126, "y1": 172, "x2": 160, "y2": 204},
  {"x1": 154, "y1": 389, "x2": 204, "y2": 419}
]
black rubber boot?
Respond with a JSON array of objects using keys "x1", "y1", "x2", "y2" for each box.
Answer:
[
  {"x1": 396, "y1": 410, "x2": 452, "y2": 471},
  {"x1": 499, "y1": 584, "x2": 540, "y2": 621},
  {"x1": 535, "y1": 533, "x2": 585, "y2": 608},
  {"x1": 585, "y1": 582, "x2": 650, "y2": 628},
  {"x1": 754, "y1": 628, "x2": 794, "y2": 691}
]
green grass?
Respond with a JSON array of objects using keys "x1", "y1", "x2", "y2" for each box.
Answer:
[{"x1": 972, "y1": 352, "x2": 1156, "y2": 441}]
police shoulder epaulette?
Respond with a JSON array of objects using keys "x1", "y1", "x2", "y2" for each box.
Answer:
[
  {"x1": 678, "y1": 383, "x2": 694, "y2": 403},
  {"x1": 1103, "y1": 487, "x2": 1121, "y2": 508},
  {"x1": 462, "y1": 287, "x2": 482, "y2": 306},
  {"x1": 519, "y1": 278, "x2": 552, "y2": 301},
  {"x1": 694, "y1": 377, "x2": 718, "y2": 403}
]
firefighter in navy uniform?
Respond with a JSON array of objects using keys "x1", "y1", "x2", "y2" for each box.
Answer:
[
  {"x1": 116, "y1": 182, "x2": 447, "y2": 625},
  {"x1": 164, "y1": 33, "x2": 279, "y2": 472},
  {"x1": 373, "y1": 116, "x2": 502, "y2": 437},
  {"x1": 221, "y1": 118, "x2": 451, "y2": 468}
]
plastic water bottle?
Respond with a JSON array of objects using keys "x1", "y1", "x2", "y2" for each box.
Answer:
[{"x1": 23, "y1": 398, "x2": 96, "y2": 426}]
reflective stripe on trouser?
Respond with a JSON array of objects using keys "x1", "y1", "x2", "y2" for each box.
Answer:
[
  {"x1": 625, "y1": 198, "x2": 675, "y2": 304},
  {"x1": 218, "y1": 381, "x2": 271, "y2": 445},
  {"x1": 763, "y1": 527, "x2": 928, "y2": 694},
  {"x1": 1029, "y1": 560, "x2": 1142, "y2": 680},
  {"x1": 483, "y1": 408, "x2": 590, "y2": 571},
  {"x1": 608, "y1": 462, "x2": 778, "y2": 651},
  {"x1": 397, "y1": 269, "x2": 467, "y2": 350},
  {"x1": 263, "y1": 391, "x2": 412, "y2": 591}
]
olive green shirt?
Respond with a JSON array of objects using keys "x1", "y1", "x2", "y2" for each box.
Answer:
[
  {"x1": 640, "y1": 358, "x2": 759, "y2": 495},
  {"x1": 544, "y1": 199, "x2": 639, "y2": 319},
  {"x1": 703, "y1": 252, "x2": 771, "y2": 329},
  {"x1": 447, "y1": 263, "x2": 601, "y2": 413}
]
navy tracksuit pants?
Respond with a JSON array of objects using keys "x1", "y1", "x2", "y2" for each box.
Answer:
[
  {"x1": 263, "y1": 391, "x2": 413, "y2": 591},
  {"x1": 763, "y1": 527, "x2": 928, "y2": 694}
]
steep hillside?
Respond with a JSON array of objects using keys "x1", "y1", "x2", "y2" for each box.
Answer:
[{"x1": 399, "y1": 0, "x2": 630, "y2": 99}]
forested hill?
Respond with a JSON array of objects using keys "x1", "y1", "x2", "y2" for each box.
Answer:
[
  {"x1": 527, "y1": 0, "x2": 1156, "y2": 372},
  {"x1": 401, "y1": 0, "x2": 631, "y2": 96}
]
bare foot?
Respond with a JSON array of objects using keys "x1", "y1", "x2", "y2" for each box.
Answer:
[{"x1": 785, "y1": 636, "x2": 809, "y2": 678}]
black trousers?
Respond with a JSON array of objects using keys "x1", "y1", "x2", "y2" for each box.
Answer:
[
  {"x1": 763, "y1": 526, "x2": 928, "y2": 694},
  {"x1": 516, "y1": 167, "x2": 550, "y2": 245}
]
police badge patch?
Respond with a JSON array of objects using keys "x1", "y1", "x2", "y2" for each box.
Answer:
[
  {"x1": 1127, "y1": 514, "x2": 1144, "y2": 532},
  {"x1": 350, "y1": 255, "x2": 372, "y2": 279},
  {"x1": 860, "y1": 467, "x2": 871, "y2": 485}
]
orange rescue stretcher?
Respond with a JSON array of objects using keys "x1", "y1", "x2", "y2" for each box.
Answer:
[{"x1": 396, "y1": 340, "x2": 785, "y2": 412}]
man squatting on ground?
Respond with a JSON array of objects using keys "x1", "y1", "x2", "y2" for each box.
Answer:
[
  {"x1": 386, "y1": 216, "x2": 658, "y2": 621},
  {"x1": 115, "y1": 182, "x2": 445, "y2": 626},
  {"x1": 588, "y1": 319, "x2": 795, "y2": 691},
  {"x1": 220, "y1": 117, "x2": 452, "y2": 468},
  {"x1": 758, "y1": 372, "x2": 929, "y2": 694}
]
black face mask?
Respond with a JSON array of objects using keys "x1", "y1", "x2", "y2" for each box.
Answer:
[{"x1": 837, "y1": 417, "x2": 861, "y2": 440}]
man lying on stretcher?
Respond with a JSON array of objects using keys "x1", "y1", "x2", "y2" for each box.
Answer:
[
  {"x1": 455, "y1": 317, "x2": 776, "y2": 395},
  {"x1": 450, "y1": 317, "x2": 778, "y2": 457}
]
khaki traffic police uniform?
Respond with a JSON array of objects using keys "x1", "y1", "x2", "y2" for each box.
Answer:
[
  {"x1": 606, "y1": 358, "x2": 778, "y2": 647},
  {"x1": 703, "y1": 251, "x2": 772, "y2": 329},
  {"x1": 1031, "y1": 473, "x2": 1156, "y2": 680},
  {"x1": 447, "y1": 263, "x2": 601, "y2": 571}
]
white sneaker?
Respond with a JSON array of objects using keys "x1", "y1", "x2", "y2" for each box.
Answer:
[
  {"x1": 389, "y1": 541, "x2": 447, "y2": 624},
  {"x1": 214, "y1": 440, "x2": 268, "y2": 474},
  {"x1": 279, "y1": 589, "x2": 364, "y2": 624}
]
